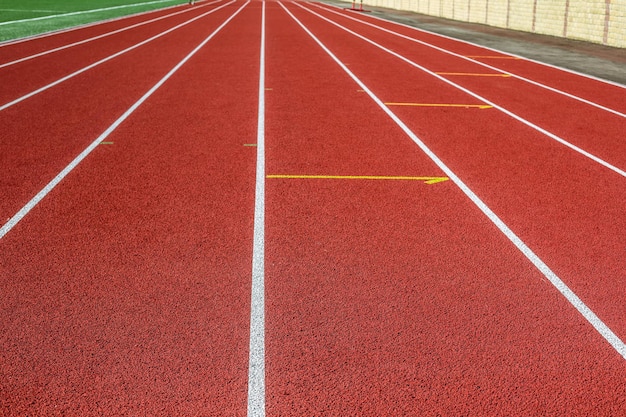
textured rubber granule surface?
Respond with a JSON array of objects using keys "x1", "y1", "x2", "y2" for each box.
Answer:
[
  {"x1": 295, "y1": 3, "x2": 626, "y2": 342},
  {"x1": 263, "y1": 2, "x2": 625, "y2": 415},
  {"x1": 1, "y1": 1, "x2": 625, "y2": 415},
  {"x1": 1, "y1": 2, "x2": 259, "y2": 415}
]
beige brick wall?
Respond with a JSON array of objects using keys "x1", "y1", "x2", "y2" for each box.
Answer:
[
  {"x1": 359, "y1": 0, "x2": 626, "y2": 47},
  {"x1": 533, "y1": 0, "x2": 567, "y2": 37},
  {"x1": 567, "y1": 0, "x2": 607, "y2": 43},
  {"x1": 468, "y1": 0, "x2": 488, "y2": 23},
  {"x1": 608, "y1": 0, "x2": 626, "y2": 45},
  {"x1": 441, "y1": 0, "x2": 454, "y2": 19},
  {"x1": 486, "y1": 0, "x2": 509, "y2": 27},
  {"x1": 508, "y1": 0, "x2": 535, "y2": 32},
  {"x1": 429, "y1": 0, "x2": 442, "y2": 15},
  {"x1": 406, "y1": 0, "x2": 419, "y2": 12},
  {"x1": 456, "y1": 0, "x2": 471, "y2": 20}
]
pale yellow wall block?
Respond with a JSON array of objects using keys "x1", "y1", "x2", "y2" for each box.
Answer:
[
  {"x1": 456, "y1": 0, "x2": 471, "y2": 20},
  {"x1": 566, "y1": 0, "x2": 605, "y2": 43},
  {"x1": 612, "y1": 0, "x2": 626, "y2": 17},
  {"x1": 415, "y1": 0, "x2": 429, "y2": 14},
  {"x1": 429, "y1": 0, "x2": 442, "y2": 16},
  {"x1": 534, "y1": 0, "x2": 567, "y2": 37},
  {"x1": 507, "y1": 0, "x2": 535, "y2": 31},
  {"x1": 407, "y1": 0, "x2": 419, "y2": 12},
  {"x1": 607, "y1": 4, "x2": 626, "y2": 47},
  {"x1": 487, "y1": 0, "x2": 509, "y2": 26},
  {"x1": 607, "y1": 1, "x2": 626, "y2": 47},
  {"x1": 469, "y1": 0, "x2": 488, "y2": 23},
  {"x1": 442, "y1": 0, "x2": 455, "y2": 18}
]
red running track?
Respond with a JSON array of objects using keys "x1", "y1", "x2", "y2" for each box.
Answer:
[
  {"x1": 0, "y1": 1, "x2": 236, "y2": 221},
  {"x1": 1, "y1": 1, "x2": 625, "y2": 415},
  {"x1": 291, "y1": 1, "x2": 626, "y2": 345},
  {"x1": 1, "y1": 1, "x2": 257, "y2": 415}
]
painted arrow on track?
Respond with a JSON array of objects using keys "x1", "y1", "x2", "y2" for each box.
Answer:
[{"x1": 266, "y1": 174, "x2": 450, "y2": 184}]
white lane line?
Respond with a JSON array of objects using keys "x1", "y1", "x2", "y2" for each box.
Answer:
[
  {"x1": 0, "y1": 1, "x2": 249, "y2": 241},
  {"x1": 0, "y1": 0, "x2": 180, "y2": 26},
  {"x1": 294, "y1": 2, "x2": 626, "y2": 179},
  {"x1": 0, "y1": 1, "x2": 221, "y2": 69},
  {"x1": 247, "y1": 1, "x2": 266, "y2": 416},
  {"x1": 309, "y1": 2, "x2": 626, "y2": 119},
  {"x1": 319, "y1": 2, "x2": 626, "y2": 90},
  {"x1": 278, "y1": 1, "x2": 626, "y2": 361},
  {"x1": 0, "y1": 1, "x2": 235, "y2": 112}
]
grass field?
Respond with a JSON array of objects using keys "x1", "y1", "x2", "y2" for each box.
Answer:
[{"x1": 0, "y1": 0, "x2": 187, "y2": 42}]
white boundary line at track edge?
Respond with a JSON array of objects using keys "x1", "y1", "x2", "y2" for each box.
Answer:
[
  {"x1": 0, "y1": 1, "x2": 221, "y2": 69},
  {"x1": 0, "y1": 1, "x2": 250, "y2": 241},
  {"x1": 320, "y1": 1, "x2": 626, "y2": 90},
  {"x1": 248, "y1": 1, "x2": 266, "y2": 416},
  {"x1": 0, "y1": 0, "x2": 181, "y2": 26},
  {"x1": 0, "y1": 0, "x2": 236, "y2": 112},
  {"x1": 278, "y1": 0, "x2": 626, "y2": 361},
  {"x1": 309, "y1": 2, "x2": 626, "y2": 119},
  {"x1": 294, "y1": 2, "x2": 626, "y2": 179}
]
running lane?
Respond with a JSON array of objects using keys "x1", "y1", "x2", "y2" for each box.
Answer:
[
  {"x1": 264, "y1": 2, "x2": 626, "y2": 415},
  {"x1": 0, "y1": 1, "x2": 238, "y2": 227},
  {"x1": 304, "y1": 3, "x2": 626, "y2": 169},
  {"x1": 293, "y1": 0, "x2": 626, "y2": 347},
  {"x1": 0, "y1": 1, "x2": 259, "y2": 415},
  {"x1": 0, "y1": 1, "x2": 225, "y2": 104},
  {"x1": 312, "y1": 2, "x2": 626, "y2": 113}
]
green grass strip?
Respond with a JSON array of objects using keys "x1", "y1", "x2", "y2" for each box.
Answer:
[{"x1": 0, "y1": 0, "x2": 188, "y2": 42}]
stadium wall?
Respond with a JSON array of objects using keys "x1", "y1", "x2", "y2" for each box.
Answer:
[{"x1": 357, "y1": 0, "x2": 626, "y2": 48}]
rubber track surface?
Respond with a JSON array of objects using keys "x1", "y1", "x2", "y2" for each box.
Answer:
[
  {"x1": 264, "y1": 2, "x2": 625, "y2": 415},
  {"x1": 0, "y1": 2, "x2": 234, "y2": 221},
  {"x1": 300, "y1": 2, "x2": 626, "y2": 342},
  {"x1": 1, "y1": 1, "x2": 258, "y2": 415},
  {"x1": 1, "y1": 1, "x2": 625, "y2": 415}
]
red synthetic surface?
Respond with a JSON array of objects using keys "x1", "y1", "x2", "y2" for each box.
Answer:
[
  {"x1": 1, "y1": 2, "x2": 258, "y2": 415},
  {"x1": 1, "y1": 1, "x2": 625, "y2": 415},
  {"x1": 264, "y1": 2, "x2": 625, "y2": 415},
  {"x1": 0, "y1": 2, "x2": 235, "y2": 221},
  {"x1": 293, "y1": 1, "x2": 626, "y2": 342},
  {"x1": 0, "y1": 2, "x2": 227, "y2": 104}
]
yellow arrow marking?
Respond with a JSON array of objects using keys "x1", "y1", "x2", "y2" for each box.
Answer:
[
  {"x1": 244, "y1": 143, "x2": 258, "y2": 147},
  {"x1": 465, "y1": 55, "x2": 520, "y2": 59},
  {"x1": 436, "y1": 72, "x2": 511, "y2": 77},
  {"x1": 100, "y1": 142, "x2": 114, "y2": 145},
  {"x1": 267, "y1": 174, "x2": 449, "y2": 184},
  {"x1": 385, "y1": 102, "x2": 492, "y2": 109}
]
